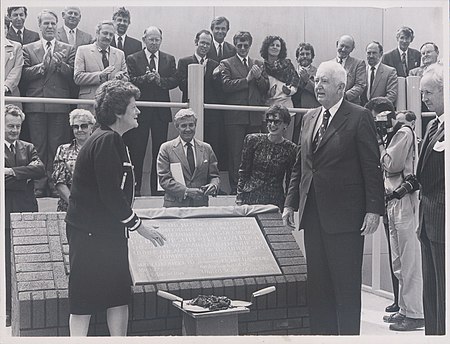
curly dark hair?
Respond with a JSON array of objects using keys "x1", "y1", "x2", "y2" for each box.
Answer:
[
  {"x1": 265, "y1": 104, "x2": 291, "y2": 125},
  {"x1": 260, "y1": 35, "x2": 287, "y2": 60},
  {"x1": 94, "y1": 80, "x2": 141, "y2": 126}
]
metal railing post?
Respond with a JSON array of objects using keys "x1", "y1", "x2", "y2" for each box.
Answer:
[
  {"x1": 396, "y1": 77, "x2": 407, "y2": 110},
  {"x1": 406, "y1": 76, "x2": 423, "y2": 138},
  {"x1": 187, "y1": 64, "x2": 205, "y2": 141}
]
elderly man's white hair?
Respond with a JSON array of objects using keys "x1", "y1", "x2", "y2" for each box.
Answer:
[
  {"x1": 174, "y1": 108, "x2": 197, "y2": 126},
  {"x1": 317, "y1": 60, "x2": 347, "y2": 87}
]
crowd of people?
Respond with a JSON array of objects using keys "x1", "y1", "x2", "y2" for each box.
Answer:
[{"x1": 4, "y1": 5, "x2": 445, "y2": 337}]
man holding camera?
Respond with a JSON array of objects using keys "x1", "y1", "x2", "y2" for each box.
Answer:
[{"x1": 378, "y1": 109, "x2": 424, "y2": 331}]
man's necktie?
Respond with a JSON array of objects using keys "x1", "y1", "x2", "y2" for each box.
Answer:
[
  {"x1": 200, "y1": 57, "x2": 204, "y2": 65},
  {"x1": 117, "y1": 36, "x2": 123, "y2": 50},
  {"x1": 401, "y1": 52, "x2": 408, "y2": 76},
  {"x1": 68, "y1": 29, "x2": 75, "y2": 45},
  {"x1": 186, "y1": 142, "x2": 195, "y2": 174},
  {"x1": 44, "y1": 41, "x2": 52, "y2": 66},
  {"x1": 17, "y1": 29, "x2": 22, "y2": 44},
  {"x1": 218, "y1": 43, "x2": 223, "y2": 60},
  {"x1": 426, "y1": 119, "x2": 439, "y2": 144},
  {"x1": 101, "y1": 49, "x2": 109, "y2": 68},
  {"x1": 243, "y1": 57, "x2": 248, "y2": 70},
  {"x1": 149, "y1": 53, "x2": 156, "y2": 71},
  {"x1": 369, "y1": 66, "x2": 375, "y2": 94},
  {"x1": 312, "y1": 110, "x2": 331, "y2": 152},
  {"x1": 9, "y1": 143, "x2": 16, "y2": 164},
  {"x1": 338, "y1": 58, "x2": 343, "y2": 65}
]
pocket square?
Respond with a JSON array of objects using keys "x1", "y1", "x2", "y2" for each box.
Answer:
[
  {"x1": 203, "y1": 159, "x2": 208, "y2": 163},
  {"x1": 433, "y1": 140, "x2": 445, "y2": 152}
]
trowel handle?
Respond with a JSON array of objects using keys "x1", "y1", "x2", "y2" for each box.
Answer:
[
  {"x1": 252, "y1": 286, "x2": 276, "y2": 298},
  {"x1": 157, "y1": 290, "x2": 183, "y2": 302}
]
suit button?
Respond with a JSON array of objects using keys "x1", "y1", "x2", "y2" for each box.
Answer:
[{"x1": 88, "y1": 232, "x2": 92, "y2": 236}]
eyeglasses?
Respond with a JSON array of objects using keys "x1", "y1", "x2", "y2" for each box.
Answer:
[
  {"x1": 266, "y1": 119, "x2": 283, "y2": 125},
  {"x1": 71, "y1": 123, "x2": 90, "y2": 130}
]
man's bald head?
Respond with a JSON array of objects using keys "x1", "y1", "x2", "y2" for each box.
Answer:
[{"x1": 336, "y1": 35, "x2": 355, "y2": 60}]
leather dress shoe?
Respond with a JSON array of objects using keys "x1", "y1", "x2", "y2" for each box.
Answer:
[
  {"x1": 389, "y1": 317, "x2": 425, "y2": 331},
  {"x1": 383, "y1": 312, "x2": 405, "y2": 323},
  {"x1": 385, "y1": 302, "x2": 400, "y2": 313}
]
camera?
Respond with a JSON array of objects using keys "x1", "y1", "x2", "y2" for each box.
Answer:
[
  {"x1": 393, "y1": 174, "x2": 420, "y2": 199},
  {"x1": 375, "y1": 111, "x2": 394, "y2": 138}
]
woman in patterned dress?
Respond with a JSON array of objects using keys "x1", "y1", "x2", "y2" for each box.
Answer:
[
  {"x1": 52, "y1": 109, "x2": 96, "y2": 211},
  {"x1": 236, "y1": 105, "x2": 297, "y2": 210}
]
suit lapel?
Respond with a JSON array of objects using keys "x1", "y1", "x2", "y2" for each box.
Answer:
[
  {"x1": 303, "y1": 108, "x2": 321, "y2": 154},
  {"x1": 192, "y1": 139, "x2": 204, "y2": 180},
  {"x1": 173, "y1": 139, "x2": 192, "y2": 178},
  {"x1": 59, "y1": 28, "x2": 68, "y2": 43},
  {"x1": 317, "y1": 102, "x2": 349, "y2": 151},
  {"x1": 371, "y1": 65, "x2": 384, "y2": 96},
  {"x1": 91, "y1": 45, "x2": 104, "y2": 71},
  {"x1": 4, "y1": 144, "x2": 15, "y2": 167},
  {"x1": 233, "y1": 56, "x2": 248, "y2": 78},
  {"x1": 15, "y1": 141, "x2": 26, "y2": 166},
  {"x1": 422, "y1": 124, "x2": 444, "y2": 169},
  {"x1": 109, "y1": 48, "x2": 117, "y2": 66}
]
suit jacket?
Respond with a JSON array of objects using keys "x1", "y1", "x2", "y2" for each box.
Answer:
[
  {"x1": 126, "y1": 50, "x2": 178, "y2": 122},
  {"x1": 157, "y1": 137, "x2": 220, "y2": 207},
  {"x1": 56, "y1": 27, "x2": 93, "y2": 49},
  {"x1": 331, "y1": 56, "x2": 367, "y2": 105},
  {"x1": 284, "y1": 100, "x2": 384, "y2": 233},
  {"x1": 409, "y1": 65, "x2": 427, "y2": 77},
  {"x1": 220, "y1": 55, "x2": 269, "y2": 126},
  {"x1": 361, "y1": 63, "x2": 398, "y2": 106},
  {"x1": 111, "y1": 35, "x2": 142, "y2": 58},
  {"x1": 22, "y1": 40, "x2": 76, "y2": 113},
  {"x1": 5, "y1": 140, "x2": 45, "y2": 229},
  {"x1": 4, "y1": 39, "x2": 23, "y2": 97},
  {"x1": 7, "y1": 26, "x2": 40, "y2": 45},
  {"x1": 207, "y1": 41, "x2": 236, "y2": 62},
  {"x1": 292, "y1": 64, "x2": 319, "y2": 108},
  {"x1": 417, "y1": 119, "x2": 445, "y2": 243},
  {"x1": 74, "y1": 43, "x2": 129, "y2": 100},
  {"x1": 382, "y1": 48, "x2": 421, "y2": 77}
]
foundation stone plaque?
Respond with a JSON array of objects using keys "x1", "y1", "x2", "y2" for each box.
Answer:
[{"x1": 128, "y1": 217, "x2": 282, "y2": 284}]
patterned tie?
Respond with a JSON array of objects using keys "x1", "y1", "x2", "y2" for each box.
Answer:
[
  {"x1": 369, "y1": 66, "x2": 375, "y2": 94},
  {"x1": 427, "y1": 119, "x2": 439, "y2": 143},
  {"x1": 218, "y1": 43, "x2": 223, "y2": 60},
  {"x1": 9, "y1": 143, "x2": 16, "y2": 164},
  {"x1": 200, "y1": 57, "x2": 204, "y2": 65},
  {"x1": 44, "y1": 41, "x2": 52, "y2": 66},
  {"x1": 338, "y1": 57, "x2": 343, "y2": 65},
  {"x1": 312, "y1": 110, "x2": 331, "y2": 152},
  {"x1": 17, "y1": 29, "x2": 22, "y2": 44},
  {"x1": 401, "y1": 52, "x2": 408, "y2": 76},
  {"x1": 243, "y1": 57, "x2": 248, "y2": 70},
  {"x1": 101, "y1": 49, "x2": 109, "y2": 68},
  {"x1": 186, "y1": 142, "x2": 195, "y2": 174},
  {"x1": 68, "y1": 29, "x2": 75, "y2": 45},
  {"x1": 117, "y1": 36, "x2": 123, "y2": 50},
  {"x1": 149, "y1": 53, "x2": 156, "y2": 71}
]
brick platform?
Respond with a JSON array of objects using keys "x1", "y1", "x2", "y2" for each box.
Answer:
[{"x1": 10, "y1": 211, "x2": 309, "y2": 336}]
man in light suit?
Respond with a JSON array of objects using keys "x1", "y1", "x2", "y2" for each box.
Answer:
[
  {"x1": 207, "y1": 16, "x2": 236, "y2": 62},
  {"x1": 409, "y1": 42, "x2": 439, "y2": 77},
  {"x1": 382, "y1": 26, "x2": 421, "y2": 78},
  {"x1": 56, "y1": 6, "x2": 93, "y2": 49},
  {"x1": 331, "y1": 35, "x2": 367, "y2": 105},
  {"x1": 157, "y1": 109, "x2": 220, "y2": 207},
  {"x1": 219, "y1": 31, "x2": 269, "y2": 194},
  {"x1": 361, "y1": 41, "x2": 398, "y2": 107},
  {"x1": 292, "y1": 42, "x2": 320, "y2": 144},
  {"x1": 110, "y1": 7, "x2": 142, "y2": 58},
  {"x1": 4, "y1": 17, "x2": 23, "y2": 106},
  {"x1": 417, "y1": 63, "x2": 445, "y2": 335},
  {"x1": 282, "y1": 61, "x2": 384, "y2": 335},
  {"x1": 74, "y1": 20, "x2": 128, "y2": 108},
  {"x1": 177, "y1": 30, "x2": 225, "y2": 170},
  {"x1": 4, "y1": 105, "x2": 45, "y2": 326},
  {"x1": 6, "y1": 7, "x2": 39, "y2": 45},
  {"x1": 21, "y1": 9, "x2": 76, "y2": 198},
  {"x1": 125, "y1": 26, "x2": 178, "y2": 196}
]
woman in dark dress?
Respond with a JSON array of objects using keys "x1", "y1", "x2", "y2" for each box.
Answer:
[
  {"x1": 65, "y1": 80, "x2": 166, "y2": 336},
  {"x1": 236, "y1": 105, "x2": 297, "y2": 210}
]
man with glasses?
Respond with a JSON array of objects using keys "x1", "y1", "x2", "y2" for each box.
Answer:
[
  {"x1": 219, "y1": 31, "x2": 269, "y2": 195},
  {"x1": 125, "y1": 26, "x2": 178, "y2": 196}
]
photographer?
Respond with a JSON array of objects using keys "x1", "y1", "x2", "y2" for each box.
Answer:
[{"x1": 378, "y1": 110, "x2": 424, "y2": 331}]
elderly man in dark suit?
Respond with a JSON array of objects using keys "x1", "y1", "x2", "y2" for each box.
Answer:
[
  {"x1": 361, "y1": 41, "x2": 398, "y2": 107},
  {"x1": 6, "y1": 6, "x2": 39, "y2": 45},
  {"x1": 177, "y1": 30, "x2": 226, "y2": 170},
  {"x1": 56, "y1": 6, "x2": 93, "y2": 48},
  {"x1": 125, "y1": 26, "x2": 178, "y2": 196},
  {"x1": 292, "y1": 42, "x2": 320, "y2": 144},
  {"x1": 157, "y1": 109, "x2": 220, "y2": 207},
  {"x1": 4, "y1": 105, "x2": 45, "y2": 326},
  {"x1": 382, "y1": 26, "x2": 421, "y2": 78},
  {"x1": 110, "y1": 7, "x2": 142, "y2": 58},
  {"x1": 417, "y1": 63, "x2": 445, "y2": 335},
  {"x1": 219, "y1": 31, "x2": 269, "y2": 195},
  {"x1": 283, "y1": 61, "x2": 384, "y2": 335},
  {"x1": 331, "y1": 35, "x2": 367, "y2": 105},
  {"x1": 207, "y1": 16, "x2": 236, "y2": 62},
  {"x1": 22, "y1": 9, "x2": 76, "y2": 198}
]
